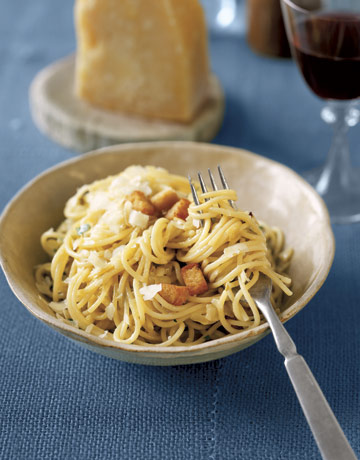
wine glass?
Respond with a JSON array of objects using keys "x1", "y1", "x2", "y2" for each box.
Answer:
[{"x1": 281, "y1": 0, "x2": 360, "y2": 224}]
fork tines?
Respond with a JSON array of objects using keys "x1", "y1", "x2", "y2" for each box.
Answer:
[{"x1": 188, "y1": 166, "x2": 237, "y2": 220}]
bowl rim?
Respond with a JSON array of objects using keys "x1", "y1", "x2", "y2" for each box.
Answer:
[{"x1": 0, "y1": 141, "x2": 335, "y2": 355}]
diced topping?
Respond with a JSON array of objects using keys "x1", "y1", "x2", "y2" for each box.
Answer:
[
  {"x1": 110, "y1": 168, "x2": 152, "y2": 196},
  {"x1": 223, "y1": 243, "x2": 249, "y2": 257},
  {"x1": 49, "y1": 300, "x2": 67, "y2": 312},
  {"x1": 104, "y1": 249, "x2": 112, "y2": 259},
  {"x1": 110, "y1": 245, "x2": 126, "y2": 268},
  {"x1": 159, "y1": 284, "x2": 189, "y2": 306},
  {"x1": 151, "y1": 189, "x2": 179, "y2": 212},
  {"x1": 105, "y1": 302, "x2": 115, "y2": 320},
  {"x1": 98, "y1": 209, "x2": 124, "y2": 229},
  {"x1": 88, "y1": 251, "x2": 107, "y2": 269},
  {"x1": 139, "y1": 284, "x2": 162, "y2": 301},
  {"x1": 76, "y1": 223, "x2": 91, "y2": 235},
  {"x1": 205, "y1": 304, "x2": 218, "y2": 322},
  {"x1": 181, "y1": 263, "x2": 208, "y2": 295},
  {"x1": 166, "y1": 198, "x2": 190, "y2": 221},
  {"x1": 88, "y1": 191, "x2": 111, "y2": 212},
  {"x1": 126, "y1": 191, "x2": 156, "y2": 216},
  {"x1": 85, "y1": 324, "x2": 94, "y2": 333},
  {"x1": 129, "y1": 210, "x2": 149, "y2": 229},
  {"x1": 240, "y1": 271, "x2": 251, "y2": 284}
]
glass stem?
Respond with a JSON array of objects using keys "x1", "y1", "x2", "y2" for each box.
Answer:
[{"x1": 316, "y1": 102, "x2": 355, "y2": 196}]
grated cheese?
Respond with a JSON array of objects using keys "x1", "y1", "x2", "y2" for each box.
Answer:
[
  {"x1": 240, "y1": 271, "x2": 251, "y2": 284},
  {"x1": 88, "y1": 251, "x2": 107, "y2": 269},
  {"x1": 224, "y1": 243, "x2": 249, "y2": 257},
  {"x1": 129, "y1": 210, "x2": 149, "y2": 229},
  {"x1": 205, "y1": 304, "x2": 218, "y2": 322},
  {"x1": 110, "y1": 167, "x2": 152, "y2": 197},
  {"x1": 139, "y1": 284, "x2": 162, "y2": 300},
  {"x1": 104, "y1": 249, "x2": 112, "y2": 260},
  {"x1": 49, "y1": 300, "x2": 67, "y2": 312},
  {"x1": 89, "y1": 191, "x2": 111, "y2": 211},
  {"x1": 110, "y1": 245, "x2": 125, "y2": 269},
  {"x1": 105, "y1": 303, "x2": 116, "y2": 321}
]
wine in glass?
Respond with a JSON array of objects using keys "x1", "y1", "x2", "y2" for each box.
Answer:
[{"x1": 281, "y1": 0, "x2": 360, "y2": 223}]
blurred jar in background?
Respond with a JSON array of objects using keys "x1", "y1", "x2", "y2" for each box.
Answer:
[
  {"x1": 200, "y1": 0, "x2": 245, "y2": 35},
  {"x1": 247, "y1": 0, "x2": 291, "y2": 57}
]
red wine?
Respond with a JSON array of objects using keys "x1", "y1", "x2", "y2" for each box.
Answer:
[{"x1": 293, "y1": 12, "x2": 360, "y2": 100}]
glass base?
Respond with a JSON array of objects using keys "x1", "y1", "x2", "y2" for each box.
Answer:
[{"x1": 304, "y1": 167, "x2": 360, "y2": 224}]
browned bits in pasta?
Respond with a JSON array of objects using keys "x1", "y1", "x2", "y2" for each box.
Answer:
[
  {"x1": 159, "y1": 284, "x2": 189, "y2": 306},
  {"x1": 181, "y1": 263, "x2": 208, "y2": 295},
  {"x1": 35, "y1": 166, "x2": 293, "y2": 347},
  {"x1": 151, "y1": 189, "x2": 179, "y2": 212},
  {"x1": 166, "y1": 198, "x2": 190, "y2": 220},
  {"x1": 126, "y1": 191, "x2": 156, "y2": 216}
]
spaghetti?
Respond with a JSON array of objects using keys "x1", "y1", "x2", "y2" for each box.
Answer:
[{"x1": 35, "y1": 166, "x2": 293, "y2": 346}]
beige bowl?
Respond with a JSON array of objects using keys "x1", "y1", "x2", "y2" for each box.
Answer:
[{"x1": 0, "y1": 142, "x2": 334, "y2": 365}]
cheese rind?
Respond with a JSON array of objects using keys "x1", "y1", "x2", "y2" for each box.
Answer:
[{"x1": 75, "y1": 0, "x2": 210, "y2": 122}]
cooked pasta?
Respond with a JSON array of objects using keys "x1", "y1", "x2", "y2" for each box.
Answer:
[{"x1": 35, "y1": 166, "x2": 293, "y2": 346}]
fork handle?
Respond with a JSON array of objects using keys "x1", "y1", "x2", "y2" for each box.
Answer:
[
  {"x1": 259, "y1": 300, "x2": 358, "y2": 460},
  {"x1": 285, "y1": 354, "x2": 357, "y2": 460}
]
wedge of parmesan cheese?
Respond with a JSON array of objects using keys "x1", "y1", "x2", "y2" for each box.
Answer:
[{"x1": 75, "y1": 0, "x2": 209, "y2": 122}]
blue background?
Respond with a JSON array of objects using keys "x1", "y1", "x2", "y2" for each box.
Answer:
[{"x1": 0, "y1": 1, "x2": 359, "y2": 459}]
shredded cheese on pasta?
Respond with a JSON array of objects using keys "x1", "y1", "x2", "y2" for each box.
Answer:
[{"x1": 35, "y1": 166, "x2": 293, "y2": 347}]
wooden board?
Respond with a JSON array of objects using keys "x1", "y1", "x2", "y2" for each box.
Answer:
[{"x1": 29, "y1": 56, "x2": 225, "y2": 153}]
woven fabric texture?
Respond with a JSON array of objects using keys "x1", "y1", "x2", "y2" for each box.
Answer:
[{"x1": 0, "y1": 1, "x2": 359, "y2": 459}]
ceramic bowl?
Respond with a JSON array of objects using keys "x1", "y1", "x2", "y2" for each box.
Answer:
[{"x1": 0, "y1": 142, "x2": 334, "y2": 365}]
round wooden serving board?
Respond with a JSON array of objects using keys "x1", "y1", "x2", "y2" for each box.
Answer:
[{"x1": 29, "y1": 56, "x2": 225, "y2": 153}]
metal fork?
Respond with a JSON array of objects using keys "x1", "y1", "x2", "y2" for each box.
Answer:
[{"x1": 188, "y1": 167, "x2": 357, "y2": 460}]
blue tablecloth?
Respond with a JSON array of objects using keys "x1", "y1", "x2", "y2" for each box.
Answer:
[{"x1": 1, "y1": 1, "x2": 359, "y2": 459}]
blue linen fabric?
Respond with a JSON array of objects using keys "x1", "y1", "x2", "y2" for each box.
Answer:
[{"x1": 0, "y1": 1, "x2": 359, "y2": 459}]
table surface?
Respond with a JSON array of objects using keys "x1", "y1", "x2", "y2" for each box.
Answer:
[{"x1": 1, "y1": 1, "x2": 359, "y2": 459}]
